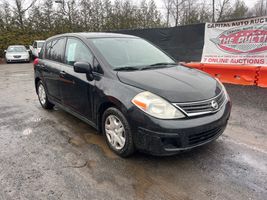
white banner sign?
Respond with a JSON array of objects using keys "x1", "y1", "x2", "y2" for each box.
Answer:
[{"x1": 201, "y1": 16, "x2": 267, "y2": 65}]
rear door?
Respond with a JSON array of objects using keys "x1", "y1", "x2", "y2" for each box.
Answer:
[
  {"x1": 60, "y1": 37, "x2": 94, "y2": 119},
  {"x1": 41, "y1": 37, "x2": 66, "y2": 103}
]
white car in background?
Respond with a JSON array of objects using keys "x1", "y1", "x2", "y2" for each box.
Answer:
[
  {"x1": 5, "y1": 45, "x2": 30, "y2": 63},
  {"x1": 29, "y1": 40, "x2": 45, "y2": 59}
]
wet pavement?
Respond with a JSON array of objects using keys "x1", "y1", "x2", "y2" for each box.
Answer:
[{"x1": 0, "y1": 63, "x2": 266, "y2": 200}]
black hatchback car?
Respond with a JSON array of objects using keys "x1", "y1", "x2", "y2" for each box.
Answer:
[{"x1": 34, "y1": 33, "x2": 231, "y2": 157}]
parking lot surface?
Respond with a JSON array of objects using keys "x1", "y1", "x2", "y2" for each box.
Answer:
[{"x1": 0, "y1": 63, "x2": 266, "y2": 200}]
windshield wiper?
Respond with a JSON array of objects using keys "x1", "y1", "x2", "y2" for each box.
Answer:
[
  {"x1": 140, "y1": 62, "x2": 177, "y2": 70},
  {"x1": 149, "y1": 62, "x2": 177, "y2": 66},
  {"x1": 113, "y1": 66, "x2": 140, "y2": 71}
]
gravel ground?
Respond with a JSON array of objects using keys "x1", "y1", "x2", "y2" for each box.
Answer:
[{"x1": 0, "y1": 63, "x2": 266, "y2": 200}]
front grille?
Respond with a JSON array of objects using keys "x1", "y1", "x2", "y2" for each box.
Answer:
[
  {"x1": 13, "y1": 55, "x2": 21, "y2": 58},
  {"x1": 188, "y1": 126, "x2": 223, "y2": 146},
  {"x1": 173, "y1": 91, "x2": 226, "y2": 117}
]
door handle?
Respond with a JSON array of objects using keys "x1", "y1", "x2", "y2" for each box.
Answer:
[
  {"x1": 40, "y1": 64, "x2": 48, "y2": 72},
  {"x1": 60, "y1": 71, "x2": 66, "y2": 76}
]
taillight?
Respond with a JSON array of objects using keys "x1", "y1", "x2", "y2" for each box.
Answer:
[{"x1": 33, "y1": 58, "x2": 39, "y2": 65}]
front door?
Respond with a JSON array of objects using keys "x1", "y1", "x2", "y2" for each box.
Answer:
[{"x1": 60, "y1": 37, "x2": 94, "y2": 120}]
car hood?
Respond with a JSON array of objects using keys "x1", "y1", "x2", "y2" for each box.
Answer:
[
  {"x1": 117, "y1": 65, "x2": 222, "y2": 103},
  {"x1": 6, "y1": 52, "x2": 28, "y2": 56}
]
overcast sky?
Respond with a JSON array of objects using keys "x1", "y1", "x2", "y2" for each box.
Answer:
[
  {"x1": 18, "y1": 0, "x2": 258, "y2": 8},
  {"x1": 146, "y1": 0, "x2": 256, "y2": 9},
  {"x1": 5, "y1": 0, "x2": 258, "y2": 11}
]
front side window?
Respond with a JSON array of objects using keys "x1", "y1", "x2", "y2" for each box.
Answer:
[
  {"x1": 45, "y1": 38, "x2": 66, "y2": 62},
  {"x1": 90, "y1": 38, "x2": 175, "y2": 69},
  {"x1": 37, "y1": 42, "x2": 44, "y2": 48},
  {"x1": 65, "y1": 38, "x2": 93, "y2": 66}
]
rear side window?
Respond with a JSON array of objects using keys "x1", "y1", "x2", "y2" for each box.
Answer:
[
  {"x1": 65, "y1": 38, "x2": 93, "y2": 66},
  {"x1": 45, "y1": 38, "x2": 66, "y2": 63}
]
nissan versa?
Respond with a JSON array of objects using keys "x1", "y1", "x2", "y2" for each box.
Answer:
[{"x1": 34, "y1": 33, "x2": 231, "y2": 157}]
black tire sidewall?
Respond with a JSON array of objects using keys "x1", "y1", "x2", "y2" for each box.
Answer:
[{"x1": 102, "y1": 107, "x2": 134, "y2": 157}]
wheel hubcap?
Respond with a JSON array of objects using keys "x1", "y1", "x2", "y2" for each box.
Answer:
[
  {"x1": 38, "y1": 84, "x2": 46, "y2": 105},
  {"x1": 105, "y1": 115, "x2": 126, "y2": 150}
]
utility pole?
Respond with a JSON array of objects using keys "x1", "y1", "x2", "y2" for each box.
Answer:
[{"x1": 212, "y1": 0, "x2": 215, "y2": 22}]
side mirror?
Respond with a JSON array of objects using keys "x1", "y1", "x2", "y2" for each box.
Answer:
[
  {"x1": 4, "y1": 50, "x2": 7, "y2": 53},
  {"x1": 74, "y1": 62, "x2": 92, "y2": 73},
  {"x1": 74, "y1": 62, "x2": 94, "y2": 81}
]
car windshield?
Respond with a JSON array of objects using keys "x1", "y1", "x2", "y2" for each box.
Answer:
[
  {"x1": 90, "y1": 38, "x2": 176, "y2": 70},
  {"x1": 37, "y1": 42, "x2": 44, "y2": 48},
  {"x1": 7, "y1": 46, "x2": 27, "y2": 52}
]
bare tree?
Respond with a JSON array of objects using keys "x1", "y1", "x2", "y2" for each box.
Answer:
[
  {"x1": 42, "y1": 0, "x2": 55, "y2": 30},
  {"x1": 80, "y1": 0, "x2": 93, "y2": 31},
  {"x1": 253, "y1": 0, "x2": 267, "y2": 16},
  {"x1": 229, "y1": 0, "x2": 248, "y2": 20},
  {"x1": 171, "y1": 0, "x2": 187, "y2": 26},
  {"x1": 199, "y1": 0, "x2": 212, "y2": 23},
  {"x1": 0, "y1": 1, "x2": 13, "y2": 30},
  {"x1": 217, "y1": 0, "x2": 232, "y2": 21},
  {"x1": 163, "y1": 0, "x2": 173, "y2": 27},
  {"x1": 12, "y1": 0, "x2": 37, "y2": 28}
]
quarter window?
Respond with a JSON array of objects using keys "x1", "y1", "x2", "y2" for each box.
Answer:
[{"x1": 65, "y1": 38, "x2": 93, "y2": 66}]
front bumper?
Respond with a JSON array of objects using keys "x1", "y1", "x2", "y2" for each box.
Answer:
[
  {"x1": 6, "y1": 59, "x2": 29, "y2": 63},
  {"x1": 6, "y1": 56, "x2": 29, "y2": 63},
  {"x1": 128, "y1": 101, "x2": 231, "y2": 155}
]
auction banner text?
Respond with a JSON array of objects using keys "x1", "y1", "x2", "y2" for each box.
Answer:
[{"x1": 201, "y1": 16, "x2": 267, "y2": 65}]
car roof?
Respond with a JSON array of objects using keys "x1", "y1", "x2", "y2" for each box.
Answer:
[{"x1": 46, "y1": 32, "x2": 138, "y2": 41}]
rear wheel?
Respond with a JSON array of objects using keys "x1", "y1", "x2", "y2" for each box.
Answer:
[
  {"x1": 102, "y1": 107, "x2": 135, "y2": 157},
  {"x1": 37, "y1": 81, "x2": 54, "y2": 109}
]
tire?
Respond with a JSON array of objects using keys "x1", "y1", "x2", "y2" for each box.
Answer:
[
  {"x1": 102, "y1": 107, "x2": 135, "y2": 157},
  {"x1": 37, "y1": 80, "x2": 54, "y2": 109}
]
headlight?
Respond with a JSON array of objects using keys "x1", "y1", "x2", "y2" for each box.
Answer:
[
  {"x1": 131, "y1": 91, "x2": 185, "y2": 119},
  {"x1": 215, "y1": 78, "x2": 229, "y2": 100}
]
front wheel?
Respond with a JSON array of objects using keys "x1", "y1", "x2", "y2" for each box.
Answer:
[
  {"x1": 102, "y1": 107, "x2": 135, "y2": 157},
  {"x1": 37, "y1": 81, "x2": 54, "y2": 109}
]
